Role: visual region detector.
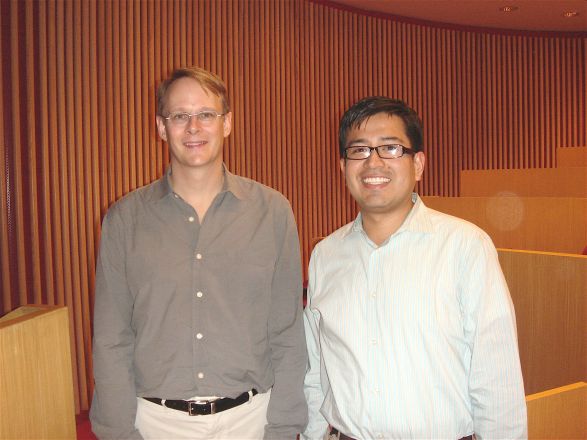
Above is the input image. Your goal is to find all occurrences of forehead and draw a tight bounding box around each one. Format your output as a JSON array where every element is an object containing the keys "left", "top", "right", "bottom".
[
  {"left": 164, "top": 77, "right": 221, "bottom": 109},
  {"left": 347, "top": 113, "right": 408, "bottom": 143}
]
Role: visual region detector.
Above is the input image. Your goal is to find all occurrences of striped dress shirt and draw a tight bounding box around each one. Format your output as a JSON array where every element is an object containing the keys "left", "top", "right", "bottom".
[{"left": 303, "top": 194, "right": 527, "bottom": 440}]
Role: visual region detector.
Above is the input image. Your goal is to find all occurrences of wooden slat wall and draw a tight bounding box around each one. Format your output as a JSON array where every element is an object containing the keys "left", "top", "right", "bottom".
[{"left": 0, "top": 0, "right": 585, "bottom": 412}]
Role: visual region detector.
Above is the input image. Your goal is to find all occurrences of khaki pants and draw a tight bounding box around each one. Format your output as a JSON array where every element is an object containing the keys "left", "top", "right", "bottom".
[{"left": 135, "top": 390, "right": 270, "bottom": 439}]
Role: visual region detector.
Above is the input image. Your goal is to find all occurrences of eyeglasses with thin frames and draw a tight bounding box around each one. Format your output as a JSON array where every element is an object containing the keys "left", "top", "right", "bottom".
[
  {"left": 163, "top": 110, "right": 226, "bottom": 127},
  {"left": 344, "top": 144, "right": 415, "bottom": 160}
]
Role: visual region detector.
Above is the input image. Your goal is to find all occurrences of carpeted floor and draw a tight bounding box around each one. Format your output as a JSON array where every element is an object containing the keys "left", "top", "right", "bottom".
[{"left": 76, "top": 411, "right": 97, "bottom": 440}]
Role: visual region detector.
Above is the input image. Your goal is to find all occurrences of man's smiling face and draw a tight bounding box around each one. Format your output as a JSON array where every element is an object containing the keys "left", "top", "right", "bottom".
[
  {"left": 340, "top": 112, "right": 425, "bottom": 219},
  {"left": 156, "top": 77, "right": 232, "bottom": 173}
]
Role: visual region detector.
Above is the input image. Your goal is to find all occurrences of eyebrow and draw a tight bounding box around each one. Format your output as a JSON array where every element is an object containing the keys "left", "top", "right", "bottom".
[
  {"left": 347, "top": 136, "right": 404, "bottom": 146},
  {"left": 167, "top": 106, "right": 219, "bottom": 113}
]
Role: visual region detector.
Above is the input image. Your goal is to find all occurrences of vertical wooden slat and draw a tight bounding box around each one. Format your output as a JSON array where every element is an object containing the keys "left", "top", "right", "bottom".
[
  {"left": 126, "top": 0, "right": 136, "bottom": 192},
  {"left": 9, "top": 0, "right": 26, "bottom": 306},
  {"left": 24, "top": 0, "right": 42, "bottom": 305},
  {"left": 0, "top": 0, "right": 11, "bottom": 311},
  {"left": 506, "top": 36, "right": 514, "bottom": 168},
  {"left": 112, "top": 1, "right": 123, "bottom": 199},
  {"left": 85, "top": 0, "right": 99, "bottom": 408},
  {"left": 97, "top": 0, "right": 108, "bottom": 216},
  {"left": 46, "top": 0, "right": 65, "bottom": 308},
  {"left": 71, "top": 0, "right": 86, "bottom": 327},
  {"left": 119, "top": 1, "right": 130, "bottom": 195},
  {"left": 36, "top": 0, "right": 55, "bottom": 308},
  {"left": 152, "top": 0, "right": 162, "bottom": 177},
  {"left": 62, "top": 0, "right": 83, "bottom": 413}
]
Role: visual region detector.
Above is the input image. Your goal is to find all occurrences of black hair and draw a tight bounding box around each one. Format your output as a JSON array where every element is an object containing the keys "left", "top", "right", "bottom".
[{"left": 339, "top": 96, "right": 423, "bottom": 157}]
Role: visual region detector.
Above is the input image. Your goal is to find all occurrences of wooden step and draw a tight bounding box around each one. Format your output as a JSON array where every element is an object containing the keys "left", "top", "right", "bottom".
[
  {"left": 557, "top": 146, "right": 587, "bottom": 167},
  {"left": 460, "top": 167, "right": 586, "bottom": 197},
  {"left": 421, "top": 196, "right": 587, "bottom": 254}
]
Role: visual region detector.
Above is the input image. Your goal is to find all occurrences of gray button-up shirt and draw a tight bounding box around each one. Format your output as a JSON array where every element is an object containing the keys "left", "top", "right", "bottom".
[{"left": 90, "top": 167, "right": 307, "bottom": 439}]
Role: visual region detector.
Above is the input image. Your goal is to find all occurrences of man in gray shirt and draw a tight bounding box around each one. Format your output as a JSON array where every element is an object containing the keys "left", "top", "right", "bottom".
[{"left": 90, "top": 67, "right": 307, "bottom": 439}]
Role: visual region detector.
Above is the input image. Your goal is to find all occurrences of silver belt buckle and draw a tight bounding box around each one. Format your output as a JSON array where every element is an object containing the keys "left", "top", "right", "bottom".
[
  {"left": 188, "top": 399, "right": 216, "bottom": 416},
  {"left": 187, "top": 401, "right": 199, "bottom": 416}
]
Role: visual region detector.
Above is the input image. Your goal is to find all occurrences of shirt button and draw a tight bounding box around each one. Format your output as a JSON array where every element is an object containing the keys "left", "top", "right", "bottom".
[
  {"left": 196, "top": 291, "right": 203, "bottom": 298},
  {"left": 195, "top": 253, "right": 202, "bottom": 260},
  {"left": 196, "top": 333, "right": 203, "bottom": 339},
  {"left": 173, "top": 193, "right": 179, "bottom": 199},
  {"left": 376, "top": 434, "right": 383, "bottom": 439},
  {"left": 197, "top": 372, "right": 204, "bottom": 379},
  {"left": 370, "top": 292, "right": 376, "bottom": 298},
  {"left": 188, "top": 216, "right": 195, "bottom": 222},
  {"left": 370, "top": 339, "right": 377, "bottom": 345}
]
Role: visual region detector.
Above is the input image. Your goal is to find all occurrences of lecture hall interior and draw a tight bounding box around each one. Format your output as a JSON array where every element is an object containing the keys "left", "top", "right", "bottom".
[{"left": 0, "top": 0, "right": 585, "bottom": 438}]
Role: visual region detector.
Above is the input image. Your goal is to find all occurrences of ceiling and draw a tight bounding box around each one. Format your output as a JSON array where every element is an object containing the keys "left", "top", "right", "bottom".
[{"left": 326, "top": 0, "right": 587, "bottom": 33}]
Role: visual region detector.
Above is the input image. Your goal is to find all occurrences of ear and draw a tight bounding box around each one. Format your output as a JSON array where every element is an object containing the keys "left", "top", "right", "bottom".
[
  {"left": 339, "top": 157, "right": 346, "bottom": 174},
  {"left": 156, "top": 116, "right": 167, "bottom": 142},
  {"left": 413, "top": 152, "right": 426, "bottom": 181},
  {"left": 223, "top": 112, "right": 233, "bottom": 138}
]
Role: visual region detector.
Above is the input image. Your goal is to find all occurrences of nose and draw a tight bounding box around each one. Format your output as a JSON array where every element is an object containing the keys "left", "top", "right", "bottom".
[
  {"left": 364, "top": 149, "right": 385, "bottom": 168},
  {"left": 186, "top": 115, "right": 201, "bottom": 132}
]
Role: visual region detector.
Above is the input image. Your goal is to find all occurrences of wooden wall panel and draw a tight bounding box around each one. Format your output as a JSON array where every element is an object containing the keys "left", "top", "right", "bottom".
[
  {"left": 0, "top": 306, "right": 76, "bottom": 439},
  {"left": 422, "top": 196, "right": 587, "bottom": 255},
  {"left": 0, "top": 0, "right": 585, "bottom": 411},
  {"left": 498, "top": 250, "right": 586, "bottom": 395},
  {"left": 526, "top": 382, "right": 587, "bottom": 439},
  {"left": 460, "top": 167, "right": 587, "bottom": 197},
  {"left": 557, "top": 146, "right": 587, "bottom": 167}
]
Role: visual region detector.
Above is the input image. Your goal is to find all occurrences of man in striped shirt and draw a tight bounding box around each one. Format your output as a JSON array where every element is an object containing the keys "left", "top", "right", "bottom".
[{"left": 302, "top": 97, "right": 527, "bottom": 439}]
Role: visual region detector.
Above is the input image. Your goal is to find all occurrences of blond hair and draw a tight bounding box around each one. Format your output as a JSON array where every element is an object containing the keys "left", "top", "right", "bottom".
[{"left": 156, "top": 67, "right": 230, "bottom": 115}]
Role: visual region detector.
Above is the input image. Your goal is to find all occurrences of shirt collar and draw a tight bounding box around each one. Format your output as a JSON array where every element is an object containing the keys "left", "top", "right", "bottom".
[
  {"left": 221, "top": 165, "right": 248, "bottom": 201},
  {"left": 145, "top": 168, "right": 173, "bottom": 202},
  {"left": 344, "top": 193, "right": 434, "bottom": 239},
  {"left": 148, "top": 164, "right": 249, "bottom": 203}
]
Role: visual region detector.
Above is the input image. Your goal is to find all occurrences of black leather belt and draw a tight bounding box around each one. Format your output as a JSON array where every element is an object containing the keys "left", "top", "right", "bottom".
[
  {"left": 330, "top": 427, "right": 473, "bottom": 440},
  {"left": 144, "top": 389, "right": 258, "bottom": 416}
]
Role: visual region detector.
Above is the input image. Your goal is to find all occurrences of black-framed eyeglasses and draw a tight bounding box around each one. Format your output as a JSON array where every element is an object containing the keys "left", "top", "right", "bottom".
[
  {"left": 344, "top": 144, "right": 415, "bottom": 160},
  {"left": 163, "top": 110, "right": 226, "bottom": 126}
]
